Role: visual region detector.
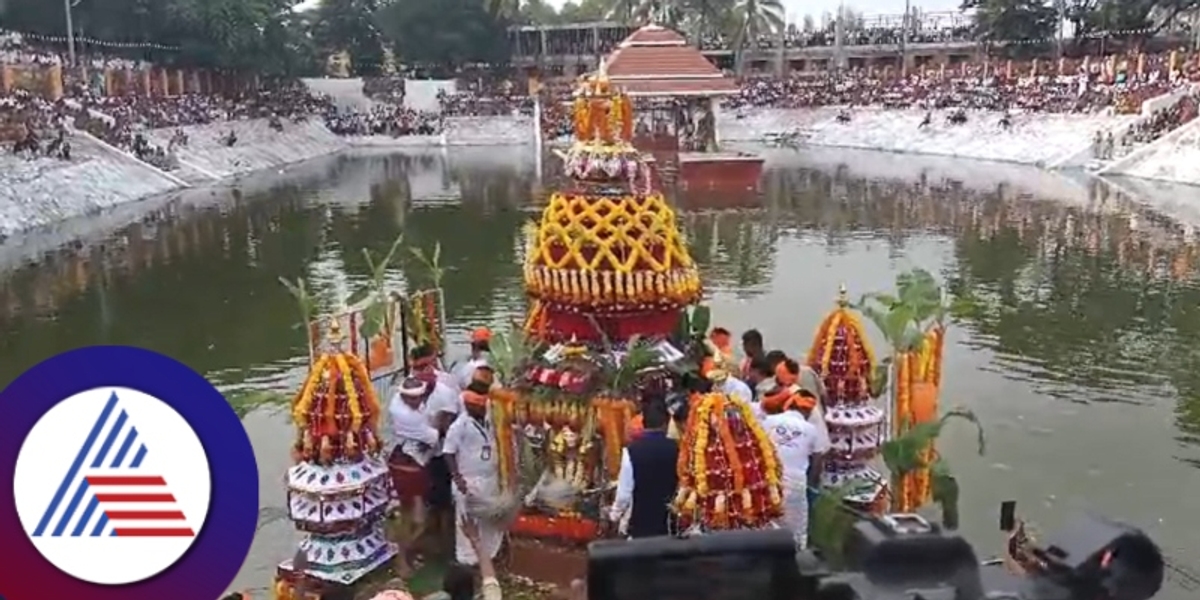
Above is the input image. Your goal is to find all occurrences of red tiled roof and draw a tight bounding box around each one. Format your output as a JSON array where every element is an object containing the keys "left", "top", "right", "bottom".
[
  {"left": 602, "top": 24, "right": 737, "bottom": 96},
  {"left": 615, "top": 78, "right": 739, "bottom": 96},
  {"left": 607, "top": 44, "right": 724, "bottom": 78},
  {"left": 624, "top": 25, "right": 687, "bottom": 45}
]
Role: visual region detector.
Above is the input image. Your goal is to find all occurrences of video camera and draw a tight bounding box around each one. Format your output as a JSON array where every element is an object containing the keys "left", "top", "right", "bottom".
[{"left": 586, "top": 504, "right": 1165, "bottom": 600}]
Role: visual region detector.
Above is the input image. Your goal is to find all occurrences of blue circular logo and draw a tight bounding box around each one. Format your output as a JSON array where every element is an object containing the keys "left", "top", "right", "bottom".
[{"left": 0, "top": 346, "right": 258, "bottom": 600}]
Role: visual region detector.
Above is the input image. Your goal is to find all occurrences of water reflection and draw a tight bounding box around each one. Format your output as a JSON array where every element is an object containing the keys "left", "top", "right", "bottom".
[{"left": 1, "top": 148, "right": 1199, "bottom": 594}]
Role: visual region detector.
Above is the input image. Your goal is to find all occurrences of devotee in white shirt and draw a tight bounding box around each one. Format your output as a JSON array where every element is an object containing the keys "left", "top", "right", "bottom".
[
  {"left": 409, "top": 344, "right": 461, "bottom": 550},
  {"left": 776, "top": 358, "right": 831, "bottom": 455},
  {"left": 453, "top": 327, "right": 491, "bottom": 390},
  {"left": 386, "top": 377, "right": 440, "bottom": 574},
  {"left": 443, "top": 381, "right": 504, "bottom": 566},
  {"left": 761, "top": 387, "right": 824, "bottom": 549}
]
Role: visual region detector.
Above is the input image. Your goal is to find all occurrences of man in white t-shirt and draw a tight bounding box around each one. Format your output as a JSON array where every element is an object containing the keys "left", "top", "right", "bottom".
[
  {"left": 761, "top": 390, "right": 824, "bottom": 550},
  {"left": 443, "top": 381, "right": 504, "bottom": 566},
  {"left": 452, "top": 327, "right": 491, "bottom": 390}
]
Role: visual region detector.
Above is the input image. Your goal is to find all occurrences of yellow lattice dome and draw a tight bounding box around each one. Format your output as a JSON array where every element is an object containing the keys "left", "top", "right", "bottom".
[{"left": 523, "top": 191, "right": 700, "bottom": 310}]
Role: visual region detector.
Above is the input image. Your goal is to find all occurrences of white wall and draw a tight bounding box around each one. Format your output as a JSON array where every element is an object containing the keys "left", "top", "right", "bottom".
[
  {"left": 719, "top": 107, "right": 1138, "bottom": 167},
  {"left": 404, "top": 79, "right": 456, "bottom": 112},
  {"left": 302, "top": 78, "right": 374, "bottom": 111}
]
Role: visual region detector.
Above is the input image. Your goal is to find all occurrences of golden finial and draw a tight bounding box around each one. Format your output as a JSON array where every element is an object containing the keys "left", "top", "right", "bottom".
[
  {"left": 325, "top": 318, "right": 344, "bottom": 352},
  {"left": 836, "top": 284, "right": 849, "bottom": 307}
]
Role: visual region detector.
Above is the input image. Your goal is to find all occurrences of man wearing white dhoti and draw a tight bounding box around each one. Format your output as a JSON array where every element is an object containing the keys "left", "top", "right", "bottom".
[
  {"left": 761, "top": 387, "right": 823, "bottom": 550},
  {"left": 443, "top": 381, "right": 504, "bottom": 565},
  {"left": 386, "top": 377, "right": 440, "bottom": 572}
]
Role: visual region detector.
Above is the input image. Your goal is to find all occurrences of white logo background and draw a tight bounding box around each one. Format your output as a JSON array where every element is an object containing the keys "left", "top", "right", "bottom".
[{"left": 13, "top": 386, "right": 212, "bottom": 585}]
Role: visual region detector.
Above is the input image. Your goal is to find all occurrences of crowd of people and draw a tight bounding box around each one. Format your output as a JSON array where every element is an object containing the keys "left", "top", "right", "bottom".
[
  {"left": 1, "top": 91, "right": 74, "bottom": 161},
  {"left": 724, "top": 66, "right": 1182, "bottom": 114},
  {"left": 365, "top": 326, "right": 828, "bottom": 600},
  {"left": 324, "top": 105, "right": 443, "bottom": 137},
  {"left": 1094, "top": 91, "right": 1200, "bottom": 160},
  {"left": 437, "top": 87, "right": 533, "bottom": 117}
]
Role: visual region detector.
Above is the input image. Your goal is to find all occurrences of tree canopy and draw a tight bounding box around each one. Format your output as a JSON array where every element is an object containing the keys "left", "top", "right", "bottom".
[{"left": 3, "top": 0, "right": 1197, "bottom": 76}]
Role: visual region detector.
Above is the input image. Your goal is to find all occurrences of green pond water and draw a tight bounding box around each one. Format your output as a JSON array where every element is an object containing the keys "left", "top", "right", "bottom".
[{"left": 1, "top": 146, "right": 1198, "bottom": 597}]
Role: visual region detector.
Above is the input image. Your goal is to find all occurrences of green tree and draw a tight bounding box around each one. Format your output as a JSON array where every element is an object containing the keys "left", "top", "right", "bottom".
[
  {"left": 961, "top": 0, "right": 1058, "bottom": 50},
  {"left": 520, "top": 0, "right": 562, "bottom": 24},
  {"left": 730, "top": 0, "right": 783, "bottom": 72},
  {"left": 558, "top": 0, "right": 609, "bottom": 22},
  {"left": 376, "top": 0, "right": 510, "bottom": 72},
  {"left": 312, "top": 0, "right": 385, "bottom": 76}
]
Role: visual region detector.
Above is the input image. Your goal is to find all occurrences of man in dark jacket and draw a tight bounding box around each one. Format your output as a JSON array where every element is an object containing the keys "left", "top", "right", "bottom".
[{"left": 609, "top": 396, "right": 679, "bottom": 538}]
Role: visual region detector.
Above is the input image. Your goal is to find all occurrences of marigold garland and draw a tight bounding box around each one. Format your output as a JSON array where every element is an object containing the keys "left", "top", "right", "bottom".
[
  {"left": 293, "top": 354, "right": 328, "bottom": 427},
  {"left": 291, "top": 351, "right": 381, "bottom": 465},
  {"left": 489, "top": 387, "right": 519, "bottom": 490},
  {"left": 524, "top": 192, "right": 701, "bottom": 311},
  {"left": 673, "top": 392, "right": 782, "bottom": 531}
]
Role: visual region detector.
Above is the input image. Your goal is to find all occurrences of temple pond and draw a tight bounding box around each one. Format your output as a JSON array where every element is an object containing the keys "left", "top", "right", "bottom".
[{"left": 0, "top": 146, "right": 1197, "bottom": 597}]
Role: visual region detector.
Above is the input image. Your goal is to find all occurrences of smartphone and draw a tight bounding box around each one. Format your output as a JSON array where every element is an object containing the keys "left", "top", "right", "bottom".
[{"left": 999, "top": 500, "right": 1017, "bottom": 532}]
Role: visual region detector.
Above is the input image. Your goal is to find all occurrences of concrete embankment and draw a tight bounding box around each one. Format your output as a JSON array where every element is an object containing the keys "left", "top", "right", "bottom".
[
  {"left": 0, "top": 115, "right": 536, "bottom": 238},
  {"left": 145, "top": 119, "right": 350, "bottom": 184},
  {"left": 0, "top": 136, "right": 183, "bottom": 238},
  {"left": 719, "top": 107, "right": 1137, "bottom": 167},
  {"left": 1100, "top": 117, "right": 1200, "bottom": 186},
  {"left": 346, "top": 115, "right": 535, "bottom": 147}
]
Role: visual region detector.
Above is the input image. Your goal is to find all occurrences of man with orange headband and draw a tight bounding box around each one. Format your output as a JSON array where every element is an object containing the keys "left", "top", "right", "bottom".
[
  {"left": 761, "top": 381, "right": 823, "bottom": 550},
  {"left": 453, "top": 327, "right": 492, "bottom": 390},
  {"left": 772, "top": 359, "right": 830, "bottom": 454},
  {"left": 443, "top": 380, "right": 504, "bottom": 566}
]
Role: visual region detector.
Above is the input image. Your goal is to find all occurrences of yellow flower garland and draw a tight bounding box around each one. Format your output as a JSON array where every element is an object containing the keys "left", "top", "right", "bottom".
[
  {"left": 335, "top": 354, "right": 361, "bottom": 432},
  {"left": 292, "top": 354, "right": 329, "bottom": 428},
  {"left": 529, "top": 193, "right": 693, "bottom": 273}
]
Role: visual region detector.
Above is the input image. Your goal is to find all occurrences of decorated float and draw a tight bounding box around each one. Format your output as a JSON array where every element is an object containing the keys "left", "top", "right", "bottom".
[
  {"left": 672, "top": 390, "right": 784, "bottom": 531},
  {"left": 489, "top": 70, "right": 789, "bottom": 583},
  {"left": 274, "top": 320, "right": 398, "bottom": 599},
  {"left": 504, "top": 71, "right": 696, "bottom": 545},
  {"left": 805, "top": 287, "right": 888, "bottom": 512}
]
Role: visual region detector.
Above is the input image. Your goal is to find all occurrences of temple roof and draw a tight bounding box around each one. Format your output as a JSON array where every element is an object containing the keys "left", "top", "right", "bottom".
[{"left": 603, "top": 25, "right": 738, "bottom": 97}]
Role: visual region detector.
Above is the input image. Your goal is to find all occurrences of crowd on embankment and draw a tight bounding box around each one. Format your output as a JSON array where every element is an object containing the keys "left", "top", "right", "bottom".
[{"left": 7, "top": 23, "right": 1200, "bottom": 236}]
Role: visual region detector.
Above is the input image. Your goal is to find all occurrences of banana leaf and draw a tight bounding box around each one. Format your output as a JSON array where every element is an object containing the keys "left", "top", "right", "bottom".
[
  {"left": 931, "top": 458, "right": 960, "bottom": 530},
  {"left": 278, "top": 276, "right": 316, "bottom": 327},
  {"left": 809, "top": 482, "right": 872, "bottom": 567},
  {"left": 881, "top": 408, "right": 985, "bottom": 476},
  {"left": 690, "top": 304, "right": 711, "bottom": 336}
]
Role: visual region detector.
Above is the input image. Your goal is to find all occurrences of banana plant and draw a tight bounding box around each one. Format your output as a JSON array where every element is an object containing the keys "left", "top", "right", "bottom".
[
  {"left": 488, "top": 325, "right": 540, "bottom": 385},
  {"left": 809, "top": 481, "right": 873, "bottom": 567},
  {"left": 855, "top": 268, "right": 948, "bottom": 354},
  {"left": 409, "top": 241, "right": 444, "bottom": 289},
  {"left": 346, "top": 233, "right": 406, "bottom": 339},
  {"left": 278, "top": 276, "right": 316, "bottom": 330},
  {"left": 880, "top": 408, "right": 986, "bottom": 530}
]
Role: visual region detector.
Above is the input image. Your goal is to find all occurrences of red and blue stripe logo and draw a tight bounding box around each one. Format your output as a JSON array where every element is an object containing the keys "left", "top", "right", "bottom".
[{"left": 30, "top": 392, "right": 193, "bottom": 538}]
